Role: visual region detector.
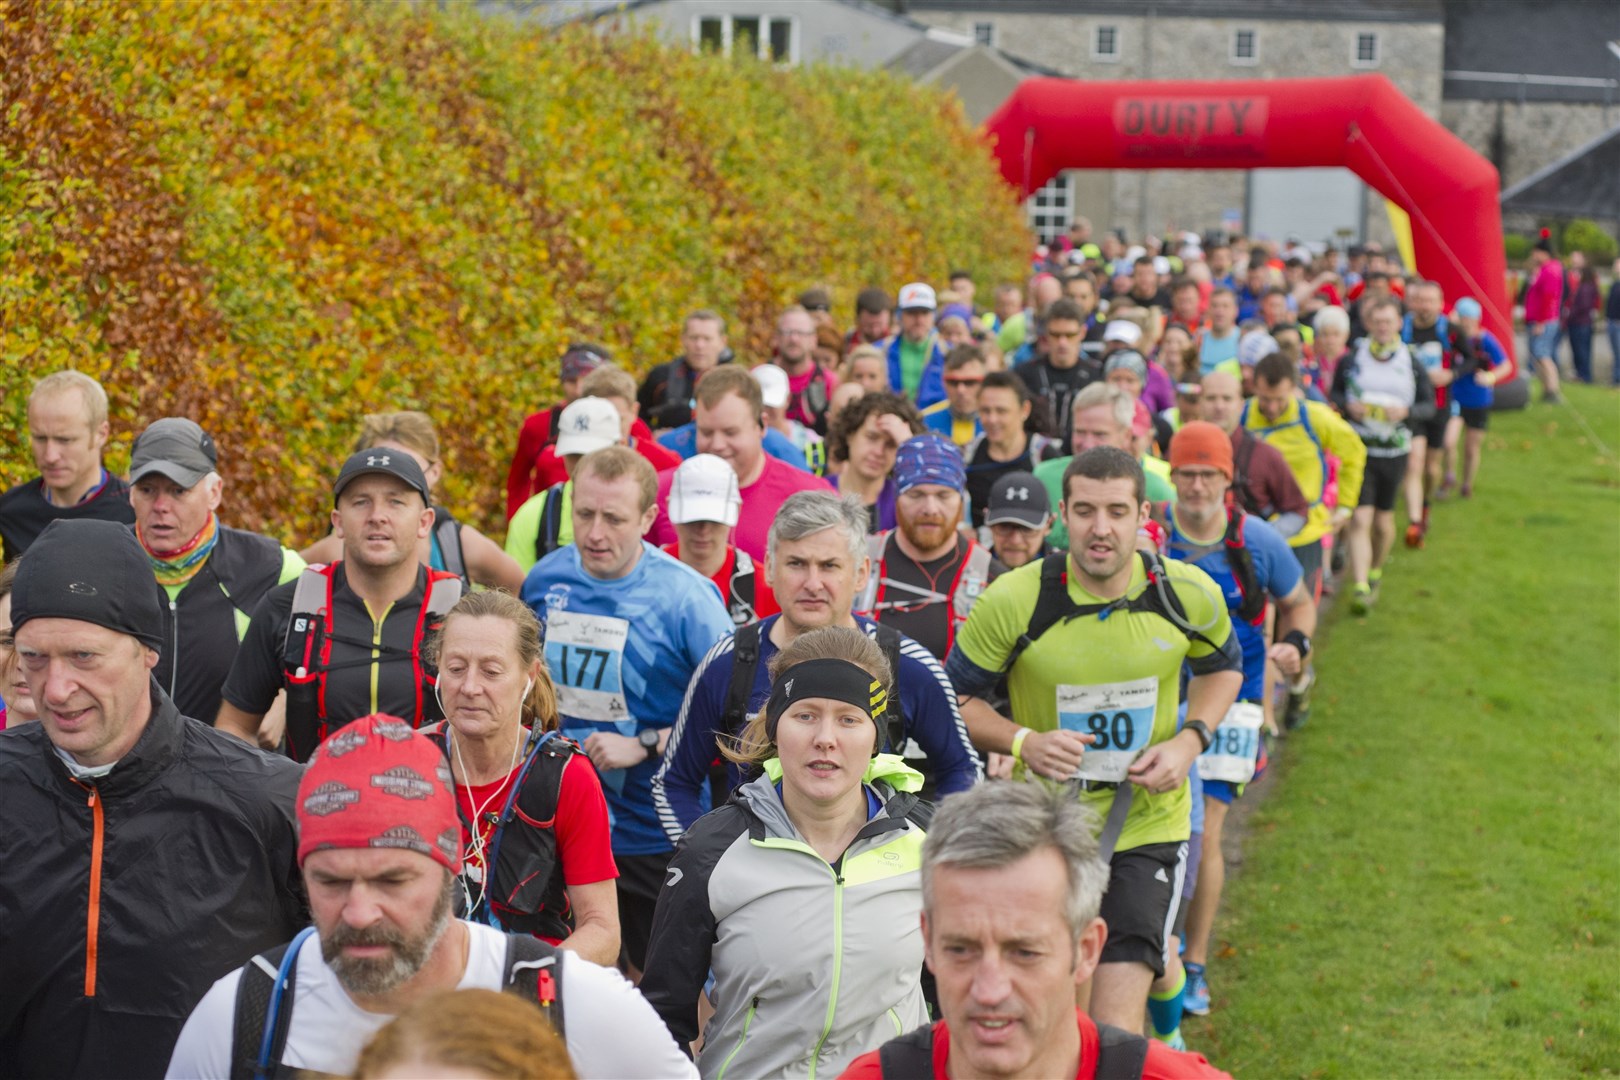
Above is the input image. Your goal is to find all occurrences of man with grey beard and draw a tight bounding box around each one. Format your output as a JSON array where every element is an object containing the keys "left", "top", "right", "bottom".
[{"left": 166, "top": 713, "right": 693, "bottom": 1080}]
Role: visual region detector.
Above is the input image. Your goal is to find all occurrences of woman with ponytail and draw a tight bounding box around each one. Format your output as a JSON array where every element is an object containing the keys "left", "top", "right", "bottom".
[
  {"left": 426, "top": 590, "right": 620, "bottom": 966},
  {"left": 639, "top": 626, "right": 931, "bottom": 1078}
]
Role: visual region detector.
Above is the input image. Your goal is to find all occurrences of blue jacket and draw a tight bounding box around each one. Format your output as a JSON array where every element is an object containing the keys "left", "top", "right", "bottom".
[
  {"left": 887, "top": 333, "right": 947, "bottom": 409},
  {"left": 650, "top": 614, "right": 981, "bottom": 842}
]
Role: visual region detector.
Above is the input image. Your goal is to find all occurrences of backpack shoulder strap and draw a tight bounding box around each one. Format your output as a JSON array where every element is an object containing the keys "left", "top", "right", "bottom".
[
  {"left": 722, "top": 622, "right": 764, "bottom": 738},
  {"left": 281, "top": 564, "right": 335, "bottom": 670},
  {"left": 1223, "top": 507, "right": 1266, "bottom": 624},
  {"left": 230, "top": 926, "right": 316, "bottom": 1080},
  {"left": 999, "top": 552, "right": 1075, "bottom": 676},
  {"left": 537, "top": 482, "right": 567, "bottom": 563},
  {"left": 873, "top": 622, "right": 905, "bottom": 753},
  {"left": 876, "top": 1022, "right": 937, "bottom": 1078},
  {"left": 1092, "top": 1020, "right": 1151, "bottom": 1080},
  {"left": 423, "top": 568, "right": 463, "bottom": 617},
  {"left": 432, "top": 509, "right": 467, "bottom": 584},
  {"left": 503, "top": 933, "right": 566, "bottom": 1041}
]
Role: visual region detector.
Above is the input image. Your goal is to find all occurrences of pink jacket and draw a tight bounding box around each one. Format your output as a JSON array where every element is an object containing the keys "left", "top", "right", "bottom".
[{"left": 1525, "top": 260, "right": 1564, "bottom": 324}]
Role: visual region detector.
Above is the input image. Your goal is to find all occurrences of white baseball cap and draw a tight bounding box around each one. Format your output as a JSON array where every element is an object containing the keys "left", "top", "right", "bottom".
[
  {"left": 1239, "top": 329, "right": 1281, "bottom": 368},
  {"left": 1102, "top": 320, "right": 1143, "bottom": 346},
  {"left": 752, "top": 364, "right": 790, "bottom": 409},
  {"left": 555, "top": 396, "right": 621, "bottom": 457},
  {"left": 897, "top": 282, "right": 937, "bottom": 312},
  {"left": 669, "top": 453, "right": 741, "bottom": 526}
]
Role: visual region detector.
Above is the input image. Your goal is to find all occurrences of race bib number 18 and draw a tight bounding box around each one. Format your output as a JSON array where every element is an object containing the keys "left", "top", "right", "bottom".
[
  {"left": 1197, "top": 701, "right": 1264, "bottom": 784},
  {"left": 1058, "top": 677, "right": 1158, "bottom": 784}
]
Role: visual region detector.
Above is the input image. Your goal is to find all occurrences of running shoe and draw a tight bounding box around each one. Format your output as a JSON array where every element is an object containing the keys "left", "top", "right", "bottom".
[
  {"left": 1162, "top": 1030, "right": 1188, "bottom": 1051},
  {"left": 1404, "top": 522, "right": 1426, "bottom": 548},
  {"left": 1184, "top": 964, "right": 1211, "bottom": 1016},
  {"left": 1350, "top": 583, "right": 1374, "bottom": 615}
]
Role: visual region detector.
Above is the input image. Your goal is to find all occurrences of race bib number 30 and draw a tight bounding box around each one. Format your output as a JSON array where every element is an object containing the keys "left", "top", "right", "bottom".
[
  {"left": 545, "top": 610, "right": 632, "bottom": 724},
  {"left": 1197, "top": 701, "right": 1264, "bottom": 784},
  {"left": 1058, "top": 677, "right": 1157, "bottom": 784}
]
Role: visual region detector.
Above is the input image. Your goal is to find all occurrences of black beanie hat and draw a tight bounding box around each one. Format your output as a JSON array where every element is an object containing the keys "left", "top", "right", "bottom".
[{"left": 11, "top": 519, "right": 166, "bottom": 652}]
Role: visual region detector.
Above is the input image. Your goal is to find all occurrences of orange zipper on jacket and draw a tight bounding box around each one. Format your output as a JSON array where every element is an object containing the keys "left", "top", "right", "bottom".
[{"left": 81, "top": 783, "right": 104, "bottom": 997}]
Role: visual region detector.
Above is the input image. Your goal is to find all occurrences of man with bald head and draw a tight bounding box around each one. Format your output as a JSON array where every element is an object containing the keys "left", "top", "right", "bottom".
[{"left": 1198, "top": 371, "right": 1307, "bottom": 539}]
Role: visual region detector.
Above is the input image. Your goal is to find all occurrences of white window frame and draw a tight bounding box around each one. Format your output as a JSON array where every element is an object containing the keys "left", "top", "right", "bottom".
[
  {"left": 690, "top": 14, "right": 800, "bottom": 65},
  {"left": 1026, "top": 171, "right": 1076, "bottom": 245},
  {"left": 1230, "top": 27, "right": 1260, "bottom": 66},
  {"left": 973, "top": 21, "right": 995, "bottom": 48},
  {"left": 1351, "top": 30, "right": 1380, "bottom": 69},
  {"left": 1092, "top": 24, "right": 1120, "bottom": 62}
]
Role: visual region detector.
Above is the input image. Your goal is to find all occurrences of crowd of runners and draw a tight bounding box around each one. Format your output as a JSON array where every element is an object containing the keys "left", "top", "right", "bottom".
[{"left": 0, "top": 226, "right": 1555, "bottom": 1080}]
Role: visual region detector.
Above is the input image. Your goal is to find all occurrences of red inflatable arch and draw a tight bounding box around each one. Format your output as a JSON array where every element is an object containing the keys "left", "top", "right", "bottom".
[{"left": 985, "top": 75, "right": 1514, "bottom": 358}]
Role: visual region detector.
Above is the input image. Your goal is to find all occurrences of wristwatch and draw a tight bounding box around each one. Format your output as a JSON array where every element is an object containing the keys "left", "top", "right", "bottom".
[
  {"left": 1283, "top": 629, "right": 1313, "bottom": 659},
  {"left": 638, "top": 728, "right": 662, "bottom": 761},
  {"left": 1182, "top": 719, "right": 1213, "bottom": 752}
]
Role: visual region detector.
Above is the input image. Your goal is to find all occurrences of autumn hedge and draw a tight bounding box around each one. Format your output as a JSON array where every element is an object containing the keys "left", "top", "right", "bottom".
[{"left": 0, "top": 0, "right": 1030, "bottom": 543}]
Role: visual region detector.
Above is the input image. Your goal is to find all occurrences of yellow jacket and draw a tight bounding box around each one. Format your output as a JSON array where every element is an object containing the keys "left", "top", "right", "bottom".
[{"left": 1241, "top": 397, "right": 1366, "bottom": 547}]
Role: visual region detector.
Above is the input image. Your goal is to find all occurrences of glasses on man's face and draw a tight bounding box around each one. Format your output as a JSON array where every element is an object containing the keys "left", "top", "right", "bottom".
[
  {"left": 780, "top": 328, "right": 817, "bottom": 338},
  {"left": 944, "top": 377, "right": 983, "bottom": 387}
]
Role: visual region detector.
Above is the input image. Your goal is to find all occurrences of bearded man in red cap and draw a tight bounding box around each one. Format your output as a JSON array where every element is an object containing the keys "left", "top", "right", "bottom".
[{"left": 166, "top": 713, "right": 695, "bottom": 1080}]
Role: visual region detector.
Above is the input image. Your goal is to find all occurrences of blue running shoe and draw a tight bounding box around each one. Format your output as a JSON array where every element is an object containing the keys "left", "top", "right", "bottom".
[{"left": 1183, "top": 963, "right": 1211, "bottom": 1016}]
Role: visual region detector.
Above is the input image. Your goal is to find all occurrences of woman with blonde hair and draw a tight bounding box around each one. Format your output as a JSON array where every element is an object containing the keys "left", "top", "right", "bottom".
[
  {"left": 303, "top": 411, "right": 525, "bottom": 590},
  {"left": 424, "top": 590, "right": 620, "bottom": 966},
  {"left": 640, "top": 626, "right": 929, "bottom": 1078},
  {"left": 353, "top": 989, "right": 576, "bottom": 1079}
]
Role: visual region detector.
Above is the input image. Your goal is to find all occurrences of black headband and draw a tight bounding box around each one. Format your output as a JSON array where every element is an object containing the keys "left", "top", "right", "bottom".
[{"left": 764, "top": 658, "right": 888, "bottom": 748}]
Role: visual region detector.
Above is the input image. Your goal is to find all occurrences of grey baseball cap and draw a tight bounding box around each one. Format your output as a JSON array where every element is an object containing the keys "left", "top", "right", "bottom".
[{"left": 129, "top": 418, "right": 218, "bottom": 489}]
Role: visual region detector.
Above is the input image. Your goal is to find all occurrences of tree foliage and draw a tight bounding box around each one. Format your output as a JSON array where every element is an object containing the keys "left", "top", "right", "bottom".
[{"left": 0, "top": 0, "right": 1030, "bottom": 542}]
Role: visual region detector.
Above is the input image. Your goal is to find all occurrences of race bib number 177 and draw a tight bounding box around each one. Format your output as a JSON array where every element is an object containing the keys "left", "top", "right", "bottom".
[{"left": 1058, "top": 677, "right": 1158, "bottom": 784}]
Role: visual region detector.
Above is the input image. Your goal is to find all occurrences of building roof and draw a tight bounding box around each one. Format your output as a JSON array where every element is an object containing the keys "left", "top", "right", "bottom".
[
  {"left": 1443, "top": 0, "right": 1620, "bottom": 104},
  {"left": 897, "top": 0, "right": 1443, "bottom": 23},
  {"left": 1500, "top": 123, "right": 1620, "bottom": 220}
]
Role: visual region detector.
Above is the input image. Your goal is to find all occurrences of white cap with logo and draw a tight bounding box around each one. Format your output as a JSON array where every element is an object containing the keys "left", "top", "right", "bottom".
[
  {"left": 669, "top": 453, "right": 742, "bottom": 526},
  {"left": 555, "top": 396, "right": 621, "bottom": 457},
  {"left": 752, "top": 364, "right": 791, "bottom": 410},
  {"left": 897, "top": 282, "right": 937, "bottom": 312}
]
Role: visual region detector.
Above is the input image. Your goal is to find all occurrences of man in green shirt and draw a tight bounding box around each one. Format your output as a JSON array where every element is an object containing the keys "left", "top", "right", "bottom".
[
  {"left": 887, "top": 282, "right": 947, "bottom": 409},
  {"left": 946, "top": 445, "right": 1242, "bottom": 1037},
  {"left": 1036, "top": 382, "right": 1175, "bottom": 548}
]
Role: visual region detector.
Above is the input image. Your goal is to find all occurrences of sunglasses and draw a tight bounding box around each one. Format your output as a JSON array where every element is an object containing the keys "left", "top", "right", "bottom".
[{"left": 944, "top": 376, "right": 984, "bottom": 387}]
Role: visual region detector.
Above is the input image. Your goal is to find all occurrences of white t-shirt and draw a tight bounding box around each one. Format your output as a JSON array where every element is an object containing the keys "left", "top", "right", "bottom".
[{"left": 165, "top": 922, "right": 695, "bottom": 1080}]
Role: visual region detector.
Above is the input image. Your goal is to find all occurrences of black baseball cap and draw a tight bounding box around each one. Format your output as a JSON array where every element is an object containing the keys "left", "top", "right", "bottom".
[
  {"left": 332, "top": 449, "right": 431, "bottom": 506},
  {"left": 985, "top": 471, "right": 1050, "bottom": 528}
]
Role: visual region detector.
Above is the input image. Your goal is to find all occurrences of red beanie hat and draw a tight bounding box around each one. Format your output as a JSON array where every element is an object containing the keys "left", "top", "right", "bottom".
[
  {"left": 1170, "top": 421, "right": 1234, "bottom": 479},
  {"left": 296, "top": 713, "right": 461, "bottom": 873}
]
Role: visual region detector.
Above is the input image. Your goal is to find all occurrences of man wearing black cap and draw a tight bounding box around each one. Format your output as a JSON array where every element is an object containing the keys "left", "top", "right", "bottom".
[
  {"left": 216, "top": 450, "right": 462, "bottom": 760},
  {"left": 0, "top": 519, "right": 303, "bottom": 1078},
  {"left": 983, "top": 470, "right": 1053, "bottom": 570},
  {"left": 129, "top": 417, "right": 305, "bottom": 724}
]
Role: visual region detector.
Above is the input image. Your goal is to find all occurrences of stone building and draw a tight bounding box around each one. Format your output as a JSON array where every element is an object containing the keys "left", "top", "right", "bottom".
[{"left": 897, "top": 0, "right": 1617, "bottom": 248}]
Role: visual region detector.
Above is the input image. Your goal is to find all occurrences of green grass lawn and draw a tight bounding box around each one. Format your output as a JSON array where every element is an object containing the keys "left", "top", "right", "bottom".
[{"left": 1188, "top": 384, "right": 1620, "bottom": 1077}]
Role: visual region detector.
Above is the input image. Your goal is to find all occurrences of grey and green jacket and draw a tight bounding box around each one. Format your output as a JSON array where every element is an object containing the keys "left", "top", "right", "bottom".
[{"left": 639, "top": 756, "right": 931, "bottom": 1080}]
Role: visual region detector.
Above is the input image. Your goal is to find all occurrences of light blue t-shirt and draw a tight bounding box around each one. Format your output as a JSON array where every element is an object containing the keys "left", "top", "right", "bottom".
[
  {"left": 521, "top": 542, "right": 732, "bottom": 854},
  {"left": 1165, "top": 511, "right": 1301, "bottom": 701},
  {"left": 1198, "top": 328, "right": 1241, "bottom": 374}
]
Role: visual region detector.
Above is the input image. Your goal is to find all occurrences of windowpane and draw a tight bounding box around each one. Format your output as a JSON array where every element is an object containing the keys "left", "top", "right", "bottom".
[
  {"left": 1357, "top": 32, "right": 1379, "bottom": 64},
  {"left": 698, "top": 17, "right": 724, "bottom": 54},
  {"left": 973, "top": 22, "right": 994, "bottom": 47},
  {"left": 1234, "top": 30, "right": 1255, "bottom": 59},
  {"left": 1096, "top": 26, "right": 1117, "bottom": 56},
  {"left": 734, "top": 16, "right": 761, "bottom": 58},
  {"left": 769, "top": 18, "right": 792, "bottom": 62}
]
